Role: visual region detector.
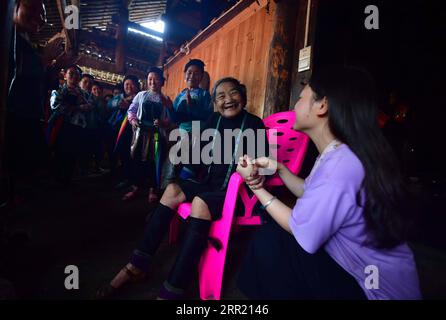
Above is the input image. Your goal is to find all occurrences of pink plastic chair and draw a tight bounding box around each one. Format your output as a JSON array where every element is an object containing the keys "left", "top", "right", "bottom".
[
  {"left": 263, "top": 110, "right": 296, "bottom": 129},
  {"left": 168, "top": 111, "right": 309, "bottom": 300}
]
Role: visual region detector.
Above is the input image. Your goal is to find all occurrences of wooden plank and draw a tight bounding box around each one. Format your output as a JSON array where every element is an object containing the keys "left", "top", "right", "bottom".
[
  {"left": 251, "top": 6, "right": 267, "bottom": 116},
  {"left": 244, "top": 14, "right": 256, "bottom": 114},
  {"left": 165, "top": 0, "right": 267, "bottom": 66},
  {"left": 260, "top": 5, "right": 274, "bottom": 112}
]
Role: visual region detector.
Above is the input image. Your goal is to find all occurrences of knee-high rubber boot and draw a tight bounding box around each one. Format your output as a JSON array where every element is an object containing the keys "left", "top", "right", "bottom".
[
  {"left": 159, "top": 217, "right": 211, "bottom": 298},
  {"left": 130, "top": 203, "right": 176, "bottom": 271}
]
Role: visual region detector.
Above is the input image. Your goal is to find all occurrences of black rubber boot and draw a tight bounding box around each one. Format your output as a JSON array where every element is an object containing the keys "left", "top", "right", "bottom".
[
  {"left": 130, "top": 203, "right": 176, "bottom": 270},
  {"left": 164, "top": 217, "right": 211, "bottom": 293}
]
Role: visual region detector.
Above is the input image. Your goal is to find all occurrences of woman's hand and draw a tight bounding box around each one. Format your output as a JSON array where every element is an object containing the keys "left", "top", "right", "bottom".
[
  {"left": 236, "top": 155, "right": 264, "bottom": 190},
  {"left": 130, "top": 119, "right": 140, "bottom": 129},
  {"left": 254, "top": 157, "right": 280, "bottom": 172},
  {"left": 237, "top": 156, "right": 282, "bottom": 190},
  {"left": 153, "top": 119, "right": 160, "bottom": 127},
  {"left": 237, "top": 155, "right": 254, "bottom": 179},
  {"left": 245, "top": 172, "right": 265, "bottom": 190},
  {"left": 186, "top": 89, "right": 192, "bottom": 107}
]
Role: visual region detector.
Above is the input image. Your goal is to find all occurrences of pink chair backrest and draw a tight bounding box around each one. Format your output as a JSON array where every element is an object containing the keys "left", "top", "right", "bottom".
[
  {"left": 263, "top": 111, "right": 296, "bottom": 130},
  {"left": 263, "top": 111, "right": 309, "bottom": 186}
]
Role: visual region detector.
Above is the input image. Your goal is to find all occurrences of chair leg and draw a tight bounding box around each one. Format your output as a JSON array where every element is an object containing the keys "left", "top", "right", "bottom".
[
  {"left": 198, "top": 202, "right": 237, "bottom": 300},
  {"left": 198, "top": 237, "right": 228, "bottom": 300},
  {"left": 193, "top": 174, "right": 244, "bottom": 299}
]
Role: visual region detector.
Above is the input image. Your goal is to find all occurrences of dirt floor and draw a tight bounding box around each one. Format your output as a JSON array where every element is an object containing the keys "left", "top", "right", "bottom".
[{"left": 0, "top": 172, "right": 256, "bottom": 300}]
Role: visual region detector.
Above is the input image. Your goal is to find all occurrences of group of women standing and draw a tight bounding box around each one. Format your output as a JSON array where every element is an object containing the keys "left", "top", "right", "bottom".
[{"left": 50, "top": 58, "right": 421, "bottom": 300}]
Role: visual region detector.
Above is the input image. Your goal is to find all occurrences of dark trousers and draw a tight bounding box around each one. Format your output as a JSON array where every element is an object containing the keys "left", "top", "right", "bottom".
[
  {"left": 130, "top": 159, "right": 156, "bottom": 189},
  {"left": 54, "top": 122, "right": 85, "bottom": 183},
  {"left": 4, "top": 113, "right": 47, "bottom": 176},
  {"left": 237, "top": 218, "right": 367, "bottom": 300}
]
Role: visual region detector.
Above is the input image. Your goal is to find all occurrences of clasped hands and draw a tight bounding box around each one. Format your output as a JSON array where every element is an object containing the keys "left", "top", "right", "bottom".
[{"left": 236, "top": 155, "right": 278, "bottom": 191}]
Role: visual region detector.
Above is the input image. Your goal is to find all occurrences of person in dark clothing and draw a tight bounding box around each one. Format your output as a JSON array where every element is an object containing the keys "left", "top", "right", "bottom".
[
  {"left": 96, "top": 77, "right": 268, "bottom": 299},
  {"left": 107, "top": 76, "right": 140, "bottom": 187},
  {"left": 50, "top": 66, "right": 94, "bottom": 184},
  {"left": 91, "top": 82, "right": 108, "bottom": 173},
  {"left": 161, "top": 59, "right": 214, "bottom": 188},
  {"left": 124, "top": 67, "right": 174, "bottom": 203},
  {"left": 4, "top": 0, "right": 53, "bottom": 205}
]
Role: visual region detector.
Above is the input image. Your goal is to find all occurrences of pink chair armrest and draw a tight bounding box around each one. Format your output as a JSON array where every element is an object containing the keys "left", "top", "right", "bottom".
[{"left": 177, "top": 203, "right": 192, "bottom": 220}]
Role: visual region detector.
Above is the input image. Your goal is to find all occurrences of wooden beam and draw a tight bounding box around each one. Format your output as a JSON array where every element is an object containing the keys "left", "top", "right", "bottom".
[
  {"left": 69, "top": 0, "right": 80, "bottom": 52},
  {"left": 79, "top": 30, "right": 117, "bottom": 50},
  {"left": 56, "top": 0, "right": 72, "bottom": 51},
  {"left": 289, "top": 0, "right": 319, "bottom": 106},
  {"left": 78, "top": 54, "right": 146, "bottom": 79},
  {"left": 78, "top": 55, "right": 120, "bottom": 74},
  {"left": 263, "top": 0, "right": 300, "bottom": 117},
  {"left": 115, "top": 4, "right": 129, "bottom": 73},
  {"left": 0, "top": 0, "right": 15, "bottom": 183}
]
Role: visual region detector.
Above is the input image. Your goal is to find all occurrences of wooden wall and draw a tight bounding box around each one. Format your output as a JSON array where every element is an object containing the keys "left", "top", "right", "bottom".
[{"left": 163, "top": 0, "right": 273, "bottom": 118}]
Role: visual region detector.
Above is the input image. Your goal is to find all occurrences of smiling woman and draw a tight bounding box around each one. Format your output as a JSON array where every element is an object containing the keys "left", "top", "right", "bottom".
[
  {"left": 213, "top": 77, "right": 247, "bottom": 119},
  {"left": 96, "top": 77, "right": 269, "bottom": 300},
  {"left": 167, "top": 59, "right": 213, "bottom": 133},
  {"left": 236, "top": 66, "right": 421, "bottom": 300}
]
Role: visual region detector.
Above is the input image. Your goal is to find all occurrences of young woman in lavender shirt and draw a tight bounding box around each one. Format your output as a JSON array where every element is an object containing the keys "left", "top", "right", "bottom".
[{"left": 236, "top": 66, "right": 421, "bottom": 300}]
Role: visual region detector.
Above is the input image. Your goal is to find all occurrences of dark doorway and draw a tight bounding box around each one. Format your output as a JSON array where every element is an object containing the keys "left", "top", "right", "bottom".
[{"left": 313, "top": 0, "right": 446, "bottom": 177}]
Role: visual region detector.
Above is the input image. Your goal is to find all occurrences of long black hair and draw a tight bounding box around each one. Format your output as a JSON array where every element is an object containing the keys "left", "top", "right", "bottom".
[{"left": 309, "top": 66, "right": 414, "bottom": 249}]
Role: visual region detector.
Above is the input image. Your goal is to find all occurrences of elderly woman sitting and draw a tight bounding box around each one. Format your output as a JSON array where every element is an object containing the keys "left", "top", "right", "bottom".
[{"left": 97, "top": 77, "right": 268, "bottom": 299}]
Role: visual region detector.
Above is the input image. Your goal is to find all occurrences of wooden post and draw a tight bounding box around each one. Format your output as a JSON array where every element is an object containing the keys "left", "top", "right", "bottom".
[
  {"left": 0, "top": 0, "right": 15, "bottom": 182},
  {"left": 70, "top": 0, "right": 80, "bottom": 53},
  {"left": 115, "top": 2, "right": 130, "bottom": 74},
  {"left": 56, "top": 0, "right": 72, "bottom": 52},
  {"left": 263, "top": 0, "right": 300, "bottom": 118},
  {"left": 289, "top": 0, "right": 319, "bottom": 105}
]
